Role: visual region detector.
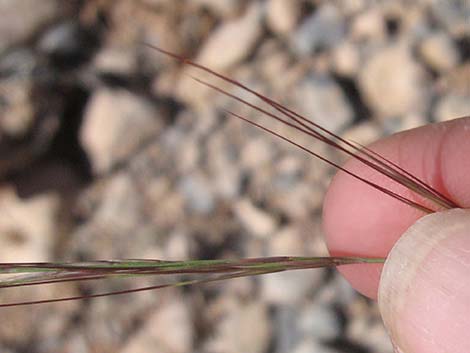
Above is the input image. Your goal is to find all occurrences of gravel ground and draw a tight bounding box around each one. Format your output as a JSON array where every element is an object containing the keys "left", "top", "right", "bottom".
[{"left": 0, "top": 1, "right": 468, "bottom": 352}]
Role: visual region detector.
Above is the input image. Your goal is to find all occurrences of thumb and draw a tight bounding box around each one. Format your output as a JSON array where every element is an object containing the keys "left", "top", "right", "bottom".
[{"left": 378, "top": 208, "right": 470, "bottom": 353}]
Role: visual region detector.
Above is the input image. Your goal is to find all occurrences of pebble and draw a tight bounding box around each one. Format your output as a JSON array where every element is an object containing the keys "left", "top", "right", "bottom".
[
  {"left": 315, "top": 273, "right": 358, "bottom": 306},
  {"left": 429, "top": 0, "right": 470, "bottom": 35},
  {"left": 234, "top": 198, "right": 277, "bottom": 238},
  {"left": 0, "top": 187, "right": 58, "bottom": 262},
  {"left": 0, "top": 48, "right": 37, "bottom": 137},
  {"left": 80, "top": 88, "right": 161, "bottom": 174},
  {"left": 178, "top": 172, "right": 216, "bottom": 214},
  {"left": 94, "top": 173, "right": 141, "bottom": 233},
  {"left": 0, "top": 47, "right": 36, "bottom": 75},
  {"left": 419, "top": 32, "right": 459, "bottom": 72},
  {"left": 342, "top": 121, "right": 382, "bottom": 146},
  {"left": 359, "top": 44, "right": 429, "bottom": 118},
  {"left": 351, "top": 8, "right": 386, "bottom": 41},
  {"left": 438, "top": 63, "right": 470, "bottom": 96},
  {"left": 196, "top": 2, "right": 262, "bottom": 70},
  {"left": 272, "top": 306, "right": 301, "bottom": 353},
  {"left": 121, "top": 296, "right": 193, "bottom": 353},
  {"left": 38, "top": 22, "right": 82, "bottom": 56},
  {"left": 0, "top": 0, "right": 59, "bottom": 51},
  {"left": 271, "top": 183, "right": 321, "bottom": 219},
  {"left": 347, "top": 315, "right": 394, "bottom": 353},
  {"left": 267, "top": 0, "right": 302, "bottom": 36},
  {"left": 292, "top": 339, "right": 340, "bottom": 353},
  {"left": 331, "top": 41, "right": 360, "bottom": 77},
  {"left": 240, "top": 137, "right": 274, "bottom": 170},
  {"left": 434, "top": 94, "right": 470, "bottom": 122},
  {"left": 205, "top": 299, "right": 271, "bottom": 353},
  {"left": 213, "top": 165, "right": 242, "bottom": 200},
  {"left": 298, "top": 303, "right": 342, "bottom": 341},
  {"left": 93, "top": 46, "right": 137, "bottom": 76},
  {"left": 292, "top": 4, "right": 345, "bottom": 55},
  {"left": 189, "top": 0, "right": 243, "bottom": 19},
  {"left": 176, "top": 2, "right": 262, "bottom": 105},
  {"left": 293, "top": 74, "right": 354, "bottom": 132},
  {"left": 0, "top": 75, "right": 34, "bottom": 138}
]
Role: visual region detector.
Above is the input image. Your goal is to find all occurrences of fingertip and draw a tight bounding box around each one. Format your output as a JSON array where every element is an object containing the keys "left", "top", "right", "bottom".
[
  {"left": 323, "top": 117, "right": 470, "bottom": 299},
  {"left": 379, "top": 209, "right": 470, "bottom": 353}
]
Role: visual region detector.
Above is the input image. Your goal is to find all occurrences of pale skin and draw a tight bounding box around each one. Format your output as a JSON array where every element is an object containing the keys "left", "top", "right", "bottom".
[{"left": 323, "top": 116, "right": 470, "bottom": 352}]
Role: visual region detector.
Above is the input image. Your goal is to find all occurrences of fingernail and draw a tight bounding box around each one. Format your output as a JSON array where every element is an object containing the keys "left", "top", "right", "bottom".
[{"left": 378, "top": 208, "right": 470, "bottom": 353}]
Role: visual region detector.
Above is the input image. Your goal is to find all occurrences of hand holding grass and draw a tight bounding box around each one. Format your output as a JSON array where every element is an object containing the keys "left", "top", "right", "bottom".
[
  {"left": 1, "top": 45, "right": 468, "bottom": 352},
  {"left": 324, "top": 117, "right": 470, "bottom": 353}
]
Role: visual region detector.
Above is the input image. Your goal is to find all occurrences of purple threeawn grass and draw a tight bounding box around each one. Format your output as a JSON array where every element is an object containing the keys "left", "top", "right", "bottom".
[{"left": 0, "top": 45, "right": 460, "bottom": 307}]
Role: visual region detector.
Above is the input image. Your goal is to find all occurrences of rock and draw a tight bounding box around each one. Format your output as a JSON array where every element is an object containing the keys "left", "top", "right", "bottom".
[
  {"left": 267, "top": 0, "right": 302, "bottom": 35},
  {"left": 292, "top": 4, "right": 345, "bottom": 55},
  {"left": 351, "top": 8, "right": 386, "bottom": 41},
  {"left": 272, "top": 306, "right": 301, "bottom": 353},
  {"left": 240, "top": 137, "right": 274, "bottom": 170},
  {"left": 331, "top": 41, "right": 360, "bottom": 77},
  {"left": 419, "top": 32, "right": 459, "bottom": 72},
  {"left": 293, "top": 74, "right": 354, "bottom": 132},
  {"left": 234, "top": 198, "right": 277, "bottom": 238},
  {"left": 0, "top": 187, "right": 59, "bottom": 262},
  {"left": 176, "top": 3, "right": 263, "bottom": 105},
  {"left": 347, "top": 315, "right": 394, "bottom": 353},
  {"left": 359, "top": 44, "right": 429, "bottom": 118},
  {"left": 80, "top": 88, "right": 161, "bottom": 174},
  {"left": 0, "top": 46, "right": 36, "bottom": 72},
  {"left": 212, "top": 165, "right": 242, "bottom": 200},
  {"left": 434, "top": 94, "right": 470, "bottom": 122},
  {"left": 257, "top": 43, "right": 291, "bottom": 88},
  {"left": 178, "top": 172, "right": 216, "bottom": 214},
  {"left": 38, "top": 21, "right": 98, "bottom": 66},
  {"left": 93, "top": 173, "right": 141, "bottom": 233},
  {"left": 93, "top": 46, "right": 137, "bottom": 75},
  {"left": 292, "top": 339, "right": 340, "bottom": 353},
  {"left": 429, "top": 0, "right": 470, "bottom": 35},
  {"left": 121, "top": 296, "right": 193, "bottom": 353},
  {"left": 298, "top": 303, "right": 342, "bottom": 341},
  {"left": 273, "top": 182, "right": 320, "bottom": 219},
  {"left": 38, "top": 22, "right": 82, "bottom": 56},
  {"left": 195, "top": 2, "right": 262, "bottom": 71},
  {"left": 315, "top": 273, "right": 358, "bottom": 306},
  {"left": 189, "top": 0, "right": 243, "bottom": 18},
  {"left": 0, "top": 0, "right": 59, "bottom": 52},
  {"left": 341, "top": 121, "right": 382, "bottom": 147},
  {"left": 400, "top": 112, "right": 429, "bottom": 130},
  {"left": 438, "top": 63, "right": 470, "bottom": 96},
  {"left": 0, "top": 49, "right": 37, "bottom": 138},
  {"left": 273, "top": 156, "right": 303, "bottom": 190},
  {"left": 0, "top": 74, "right": 34, "bottom": 138},
  {"left": 70, "top": 172, "right": 161, "bottom": 260},
  {"left": 205, "top": 299, "right": 271, "bottom": 353}
]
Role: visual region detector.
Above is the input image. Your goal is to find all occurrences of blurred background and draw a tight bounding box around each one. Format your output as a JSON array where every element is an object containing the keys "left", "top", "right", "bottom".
[{"left": 0, "top": 0, "right": 468, "bottom": 352}]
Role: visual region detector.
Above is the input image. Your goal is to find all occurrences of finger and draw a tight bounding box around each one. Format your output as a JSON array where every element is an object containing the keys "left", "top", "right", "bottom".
[
  {"left": 322, "top": 116, "right": 470, "bottom": 299},
  {"left": 379, "top": 208, "right": 470, "bottom": 353}
]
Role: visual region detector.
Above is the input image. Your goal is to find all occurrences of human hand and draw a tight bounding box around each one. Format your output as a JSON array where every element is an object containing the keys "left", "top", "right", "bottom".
[{"left": 323, "top": 117, "right": 470, "bottom": 353}]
